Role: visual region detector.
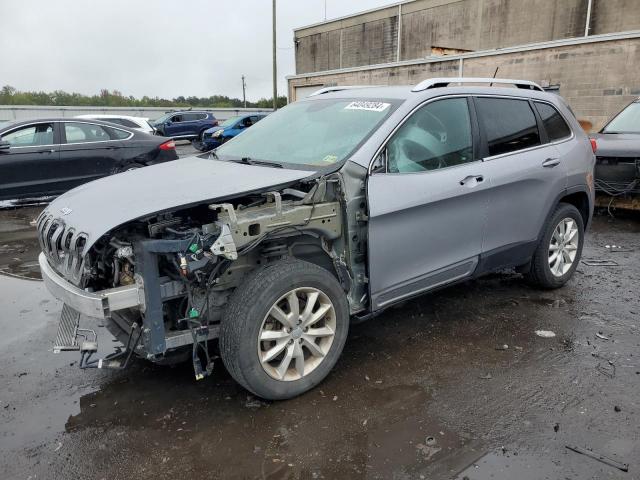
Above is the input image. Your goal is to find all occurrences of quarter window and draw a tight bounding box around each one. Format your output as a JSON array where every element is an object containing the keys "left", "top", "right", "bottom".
[
  {"left": 476, "top": 98, "right": 541, "bottom": 156},
  {"left": 107, "top": 128, "right": 131, "bottom": 140},
  {"left": 1, "top": 123, "right": 54, "bottom": 146},
  {"left": 534, "top": 102, "right": 571, "bottom": 141},
  {"left": 64, "top": 122, "right": 112, "bottom": 143},
  {"left": 387, "top": 98, "right": 474, "bottom": 173}
]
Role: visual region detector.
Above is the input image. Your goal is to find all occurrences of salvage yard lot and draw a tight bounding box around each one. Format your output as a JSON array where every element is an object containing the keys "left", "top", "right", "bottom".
[{"left": 1, "top": 198, "right": 638, "bottom": 478}]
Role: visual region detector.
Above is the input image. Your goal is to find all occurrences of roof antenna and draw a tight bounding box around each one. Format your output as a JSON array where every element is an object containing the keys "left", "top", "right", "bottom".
[{"left": 489, "top": 67, "right": 499, "bottom": 87}]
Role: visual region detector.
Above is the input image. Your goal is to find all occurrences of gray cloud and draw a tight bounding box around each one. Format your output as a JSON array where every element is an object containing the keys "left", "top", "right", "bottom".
[{"left": 0, "top": 0, "right": 394, "bottom": 101}]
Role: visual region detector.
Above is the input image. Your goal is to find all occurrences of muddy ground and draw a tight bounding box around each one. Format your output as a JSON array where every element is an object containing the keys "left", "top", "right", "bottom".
[{"left": 1, "top": 199, "right": 639, "bottom": 479}]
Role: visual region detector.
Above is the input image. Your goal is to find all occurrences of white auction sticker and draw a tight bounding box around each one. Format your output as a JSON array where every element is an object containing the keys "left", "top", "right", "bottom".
[{"left": 345, "top": 101, "right": 390, "bottom": 112}]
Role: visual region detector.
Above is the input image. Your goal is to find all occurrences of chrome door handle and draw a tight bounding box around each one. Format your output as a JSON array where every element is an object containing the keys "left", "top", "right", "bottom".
[
  {"left": 459, "top": 175, "right": 484, "bottom": 186},
  {"left": 542, "top": 158, "right": 560, "bottom": 167}
]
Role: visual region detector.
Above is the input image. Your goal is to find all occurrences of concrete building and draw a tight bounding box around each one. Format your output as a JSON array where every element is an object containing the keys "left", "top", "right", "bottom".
[{"left": 287, "top": 0, "right": 640, "bottom": 130}]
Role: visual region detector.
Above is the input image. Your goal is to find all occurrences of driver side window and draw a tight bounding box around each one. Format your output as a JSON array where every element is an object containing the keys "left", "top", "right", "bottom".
[{"left": 387, "top": 98, "right": 473, "bottom": 173}]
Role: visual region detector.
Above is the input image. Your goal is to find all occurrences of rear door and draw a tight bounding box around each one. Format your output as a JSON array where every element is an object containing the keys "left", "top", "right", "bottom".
[
  {"left": 0, "top": 122, "right": 61, "bottom": 199},
  {"left": 59, "top": 121, "right": 126, "bottom": 190},
  {"left": 474, "top": 96, "right": 568, "bottom": 267},
  {"left": 367, "top": 97, "right": 491, "bottom": 310},
  {"left": 180, "top": 112, "right": 203, "bottom": 137}
]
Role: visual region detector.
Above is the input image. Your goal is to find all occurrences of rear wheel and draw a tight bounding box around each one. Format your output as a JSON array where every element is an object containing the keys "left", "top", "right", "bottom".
[
  {"left": 220, "top": 259, "right": 349, "bottom": 400},
  {"left": 525, "top": 203, "right": 584, "bottom": 289}
]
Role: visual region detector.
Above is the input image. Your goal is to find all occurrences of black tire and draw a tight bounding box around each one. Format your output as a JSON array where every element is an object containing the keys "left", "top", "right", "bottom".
[
  {"left": 525, "top": 202, "right": 584, "bottom": 289},
  {"left": 219, "top": 259, "right": 349, "bottom": 400}
]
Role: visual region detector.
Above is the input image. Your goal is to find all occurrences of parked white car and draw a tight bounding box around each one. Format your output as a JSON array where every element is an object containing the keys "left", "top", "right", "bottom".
[{"left": 75, "top": 114, "right": 155, "bottom": 135}]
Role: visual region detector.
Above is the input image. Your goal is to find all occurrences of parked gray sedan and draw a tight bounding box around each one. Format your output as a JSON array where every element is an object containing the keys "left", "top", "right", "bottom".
[{"left": 37, "top": 78, "right": 595, "bottom": 399}]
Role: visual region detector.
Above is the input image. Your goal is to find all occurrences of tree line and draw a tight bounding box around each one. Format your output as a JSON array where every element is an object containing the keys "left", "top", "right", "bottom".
[{"left": 0, "top": 85, "right": 288, "bottom": 109}]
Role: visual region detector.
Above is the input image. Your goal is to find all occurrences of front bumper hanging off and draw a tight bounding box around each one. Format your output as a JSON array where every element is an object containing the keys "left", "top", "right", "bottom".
[{"left": 38, "top": 252, "right": 145, "bottom": 319}]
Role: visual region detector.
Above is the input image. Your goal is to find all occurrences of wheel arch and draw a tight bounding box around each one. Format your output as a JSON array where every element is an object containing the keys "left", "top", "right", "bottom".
[{"left": 557, "top": 188, "right": 591, "bottom": 229}]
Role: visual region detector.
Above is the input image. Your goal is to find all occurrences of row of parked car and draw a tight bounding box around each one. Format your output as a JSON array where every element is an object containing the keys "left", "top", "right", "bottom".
[{"left": 0, "top": 109, "right": 267, "bottom": 201}]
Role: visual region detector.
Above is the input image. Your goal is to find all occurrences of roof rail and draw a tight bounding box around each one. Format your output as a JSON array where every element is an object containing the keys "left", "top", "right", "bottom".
[
  {"left": 412, "top": 77, "right": 544, "bottom": 92},
  {"left": 308, "top": 85, "right": 380, "bottom": 96}
]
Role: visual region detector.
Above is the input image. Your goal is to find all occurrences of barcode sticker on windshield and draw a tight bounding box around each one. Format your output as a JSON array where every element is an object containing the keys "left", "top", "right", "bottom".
[{"left": 345, "top": 101, "right": 390, "bottom": 112}]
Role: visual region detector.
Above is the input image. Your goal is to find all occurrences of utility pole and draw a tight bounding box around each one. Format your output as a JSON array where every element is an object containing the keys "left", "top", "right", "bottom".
[
  {"left": 272, "top": 0, "right": 278, "bottom": 110},
  {"left": 324, "top": 0, "right": 327, "bottom": 20},
  {"left": 242, "top": 75, "right": 247, "bottom": 108}
]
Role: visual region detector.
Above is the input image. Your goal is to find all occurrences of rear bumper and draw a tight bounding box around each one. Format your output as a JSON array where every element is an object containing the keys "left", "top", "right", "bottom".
[{"left": 38, "top": 253, "right": 145, "bottom": 319}]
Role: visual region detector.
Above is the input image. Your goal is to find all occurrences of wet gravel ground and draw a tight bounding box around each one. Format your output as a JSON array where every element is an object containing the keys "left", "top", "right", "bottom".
[{"left": 0, "top": 199, "right": 639, "bottom": 479}]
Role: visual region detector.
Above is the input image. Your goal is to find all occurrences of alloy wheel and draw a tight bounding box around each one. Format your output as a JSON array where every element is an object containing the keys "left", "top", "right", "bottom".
[
  {"left": 548, "top": 217, "right": 580, "bottom": 277},
  {"left": 258, "top": 287, "right": 336, "bottom": 381}
]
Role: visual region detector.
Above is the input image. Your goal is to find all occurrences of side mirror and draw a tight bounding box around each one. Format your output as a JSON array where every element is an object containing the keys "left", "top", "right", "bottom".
[
  {"left": 165, "top": 121, "right": 172, "bottom": 126},
  {"left": 0, "top": 141, "right": 10, "bottom": 152}
]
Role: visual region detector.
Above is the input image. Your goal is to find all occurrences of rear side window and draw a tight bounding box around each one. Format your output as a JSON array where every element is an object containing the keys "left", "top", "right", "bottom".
[
  {"left": 534, "top": 102, "right": 571, "bottom": 141},
  {"left": 64, "top": 122, "right": 127, "bottom": 142},
  {"left": 476, "top": 98, "right": 541, "bottom": 156},
  {"left": 106, "top": 127, "right": 131, "bottom": 140}
]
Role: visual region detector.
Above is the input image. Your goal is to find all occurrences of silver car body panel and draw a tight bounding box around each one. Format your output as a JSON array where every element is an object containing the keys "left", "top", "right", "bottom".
[{"left": 39, "top": 156, "right": 313, "bottom": 254}]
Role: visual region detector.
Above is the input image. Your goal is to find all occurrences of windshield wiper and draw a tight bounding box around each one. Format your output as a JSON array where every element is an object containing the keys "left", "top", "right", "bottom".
[{"left": 235, "top": 157, "right": 283, "bottom": 168}]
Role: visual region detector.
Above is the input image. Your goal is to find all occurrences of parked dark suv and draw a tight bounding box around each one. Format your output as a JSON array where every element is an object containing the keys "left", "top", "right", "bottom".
[
  {"left": 152, "top": 111, "right": 218, "bottom": 140},
  {"left": 38, "top": 78, "right": 595, "bottom": 400}
]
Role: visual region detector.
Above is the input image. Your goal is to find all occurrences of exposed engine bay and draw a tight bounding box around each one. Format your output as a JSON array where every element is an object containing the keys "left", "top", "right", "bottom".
[{"left": 70, "top": 172, "right": 368, "bottom": 379}]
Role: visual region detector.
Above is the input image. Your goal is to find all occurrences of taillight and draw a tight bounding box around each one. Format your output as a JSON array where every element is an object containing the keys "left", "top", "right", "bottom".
[
  {"left": 159, "top": 140, "right": 175, "bottom": 150},
  {"left": 590, "top": 138, "right": 597, "bottom": 153}
]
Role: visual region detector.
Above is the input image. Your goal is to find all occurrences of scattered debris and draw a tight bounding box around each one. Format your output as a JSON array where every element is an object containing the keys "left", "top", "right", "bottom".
[
  {"left": 244, "top": 395, "right": 264, "bottom": 408},
  {"left": 53, "top": 442, "right": 62, "bottom": 452},
  {"left": 514, "top": 346, "right": 523, "bottom": 351},
  {"left": 479, "top": 373, "right": 493, "bottom": 380},
  {"left": 582, "top": 259, "right": 619, "bottom": 267},
  {"left": 495, "top": 344, "right": 509, "bottom": 351},
  {"left": 416, "top": 438, "right": 441, "bottom": 460},
  {"left": 614, "top": 405, "right": 621, "bottom": 412},
  {"left": 565, "top": 444, "right": 629, "bottom": 472},
  {"left": 332, "top": 395, "right": 338, "bottom": 401},
  {"left": 595, "top": 332, "right": 609, "bottom": 341},
  {"left": 535, "top": 330, "right": 556, "bottom": 338},
  {"left": 596, "top": 362, "right": 616, "bottom": 378}
]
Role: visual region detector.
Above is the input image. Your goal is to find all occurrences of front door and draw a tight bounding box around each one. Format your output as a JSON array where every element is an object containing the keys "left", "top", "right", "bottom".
[
  {"left": 0, "top": 121, "right": 61, "bottom": 200},
  {"left": 367, "top": 97, "right": 491, "bottom": 310}
]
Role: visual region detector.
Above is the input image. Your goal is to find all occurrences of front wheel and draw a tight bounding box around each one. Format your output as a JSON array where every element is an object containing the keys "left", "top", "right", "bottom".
[
  {"left": 219, "top": 259, "right": 349, "bottom": 400},
  {"left": 525, "top": 203, "right": 584, "bottom": 289}
]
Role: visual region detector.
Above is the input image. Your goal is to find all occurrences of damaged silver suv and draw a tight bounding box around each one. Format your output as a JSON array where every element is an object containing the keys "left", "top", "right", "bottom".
[{"left": 38, "top": 78, "right": 595, "bottom": 400}]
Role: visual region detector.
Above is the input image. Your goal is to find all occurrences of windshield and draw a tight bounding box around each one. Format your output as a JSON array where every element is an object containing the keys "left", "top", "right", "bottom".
[
  {"left": 215, "top": 98, "right": 398, "bottom": 168},
  {"left": 219, "top": 116, "right": 242, "bottom": 128},
  {"left": 603, "top": 102, "right": 640, "bottom": 133}
]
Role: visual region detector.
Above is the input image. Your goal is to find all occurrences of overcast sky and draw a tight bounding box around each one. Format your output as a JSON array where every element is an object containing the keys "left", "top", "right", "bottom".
[{"left": 0, "top": 0, "right": 395, "bottom": 101}]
